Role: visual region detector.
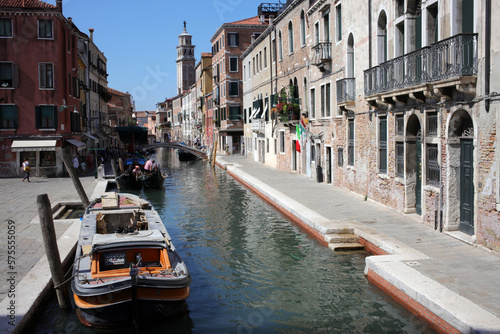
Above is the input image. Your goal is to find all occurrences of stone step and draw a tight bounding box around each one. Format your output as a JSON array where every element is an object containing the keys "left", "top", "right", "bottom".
[
  {"left": 325, "top": 233, "right": 359, "bottom": 244},
  {"left": 328, "top": 242, "right": 365, "bottom": 252}
]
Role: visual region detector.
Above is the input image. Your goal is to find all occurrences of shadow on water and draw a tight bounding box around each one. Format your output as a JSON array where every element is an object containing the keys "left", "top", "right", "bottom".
[{"left": 27, "top": 148, "right": 436, "bottom": 334}]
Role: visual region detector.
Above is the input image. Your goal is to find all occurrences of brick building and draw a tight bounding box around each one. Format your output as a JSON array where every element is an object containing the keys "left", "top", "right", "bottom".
[
  {"left": 211, "top": 15, "right": 269, "bottom": 154},
  {"left": 0, "top": 0, "right": 86, "bottom": 177},
  {"left": 241, "top": 0, "right": 500, "bottom": 252}
]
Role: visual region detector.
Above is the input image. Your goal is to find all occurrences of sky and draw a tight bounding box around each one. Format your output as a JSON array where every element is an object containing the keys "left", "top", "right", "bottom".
[{"left": 49, "top": 0, "right": 270, "bottom": 111}]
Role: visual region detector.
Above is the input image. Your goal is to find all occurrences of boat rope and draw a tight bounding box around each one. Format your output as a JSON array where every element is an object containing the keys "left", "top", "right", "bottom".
[{"left": 54, "top": 273, "right": 77, "bottom": 289}]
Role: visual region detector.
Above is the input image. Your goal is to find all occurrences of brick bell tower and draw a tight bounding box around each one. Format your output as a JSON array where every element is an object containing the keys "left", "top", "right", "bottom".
[{"left": 176, "top": 21, "right": 196, "bottom": 94}]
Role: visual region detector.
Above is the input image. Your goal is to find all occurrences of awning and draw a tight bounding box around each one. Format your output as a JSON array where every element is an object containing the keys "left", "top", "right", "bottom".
[
  {"left": 250, "top": 107, "right": 261, "bottom": 119},
  {"left": 65, "top": 139, "right": 86, "bottom": 152},
  {"left": 11, "top": 140, "right": 57, "bottom": 152},
  {"left": 82, "top": 133, "right": 99, "bottom": 143}
]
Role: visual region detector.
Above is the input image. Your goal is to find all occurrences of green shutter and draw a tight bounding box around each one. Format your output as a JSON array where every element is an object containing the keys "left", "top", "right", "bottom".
[
  {"left": 462, "top": 0, "right": 474, "bottom": 33},
  {"left": 13, "top": 105, "right": 17, "bottom": 129},
  {"left": 35, "top": 106, "right": 41, "bottom": 129},
  {"left": 53, "top": 105, "right": 58, "bottom": 129}
]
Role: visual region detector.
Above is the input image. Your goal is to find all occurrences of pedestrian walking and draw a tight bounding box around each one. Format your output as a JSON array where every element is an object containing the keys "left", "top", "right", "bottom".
[
  {"left": 22, "top": 158, "right": 31, "bottom": 182},
  {"left": 80, "top": 160, "right": 87, "bottom": 175}
]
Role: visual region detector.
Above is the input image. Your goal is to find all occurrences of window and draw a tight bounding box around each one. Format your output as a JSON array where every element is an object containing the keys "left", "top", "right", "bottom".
[
  {"left": 337, "top": 147, "right": 344, "bottom": 167},
  {"left": 228, "top": 33, "right": 239, "bottom": 47},
  {"left": 427, "top": 112, "right": 438, "bottom": 137},
  {"left": 279, "top": 131, "right": 285, "bottom": 153},
  {"left": 427, "top": 144, "right": 440, "bottom": 186},
  {"left": 229, "top": 105, "right": 240, "bottom": 121},
  {"left": 39, "top": 63, "right": 54, "bottom": 89},
  {"left": 396, "top": 142, "right": 404, "bottom": 178},
  {"left": 310, "top": 88, "right": 315, "bottom": 119},
  {"left": 335, "top": 4, "right": 342, "bottom": 42},
  {"left": 36, "top": 105, "right": 57, "bottom": 129},
  {"left": 40, "top": 151, "right": 56, "bottom": 166},
  {"left": 379, "top": 116, "right": 387, "bottom": 174},
  {"left": 300, "top": 11, "right": 306, "bottom": 46},
  {"left": 320, "top": 83, "right": 330, "bottom": 117},
  {"left": 230, "top": 57, "right": 238, "bottom": 72},
  {"left": 229, "top": 82, "right": 239, "bottom": 96},
  {"left": 348, "top": 119, "right": 354, "bottom": 166},
  {"left": 266, "top": 138, "right": 269, "bottom": 153},
  {"left": 278, "top": 31, "right": 283, "bottom": 61},
  {"left": 288, "top": 22, "right": 294, "bottom": 54},
  {"left": 314, "top": 22, "right": 319, "bottom": 44},
  {"left": 272, "top": 38, "right": 277, "bottom": 62},
  {"left": 0, "top": 62, "right": 17, "bottom": 88},
  {"left": 0, "top": 18, "right": 13, "bottom": 37},
  {"left": 264, "top": 47, "right": 267, "bottom": 68},
  {"left": 396, "top": 114, "right": 404, "bottom": 136},
  {"left": 325, "top": 83, "right": 331, "bottom": 117},
  {"left": 0, "top": 105, "right": 17, "bottom": 129},
  {"left": 259, "top": 51, "right": 262, "bottom": 71},
  {"left": 311, "top": 144, "right": 316, "bottom": 162},
  {"left": 38, "top": 19, "right": 53, "bottom": 39}
]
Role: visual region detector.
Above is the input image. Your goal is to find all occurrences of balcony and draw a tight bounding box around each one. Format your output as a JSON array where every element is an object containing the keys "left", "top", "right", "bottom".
[
  {"left": 251, "top": 118, "right": 265, "bottom": 132},
  {"left": 312, "top": 42, "right": 332, "bottom": 72},
  {"left": 364, "top": 33, "right": 477, "bottom": 99},
  {"left": 337, "top": 78, "right": 356, "bottom": 107}
]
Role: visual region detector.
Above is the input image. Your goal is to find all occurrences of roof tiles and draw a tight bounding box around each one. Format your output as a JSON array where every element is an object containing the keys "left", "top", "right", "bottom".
[{"left": 0, "top": 0, "right": 57, "bottom": 9}]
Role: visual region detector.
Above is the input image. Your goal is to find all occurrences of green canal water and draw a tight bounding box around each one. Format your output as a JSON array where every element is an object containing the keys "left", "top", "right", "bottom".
[{"left": 30, "top": 149, "right": 435, "bottom": 334}]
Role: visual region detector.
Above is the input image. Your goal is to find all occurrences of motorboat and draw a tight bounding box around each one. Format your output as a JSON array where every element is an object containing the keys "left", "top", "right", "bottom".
[{"left": 71, "top": 192, "right": 191, "bottom": 328}]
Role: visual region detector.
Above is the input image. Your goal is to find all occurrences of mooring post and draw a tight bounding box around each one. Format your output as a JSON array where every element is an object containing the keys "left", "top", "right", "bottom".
[
  {"left": 110, "top": 159, "right": 122, "bottom": 190},
  {"left": 62, "top": 146, "right": 90, "bottom": 207},
  {"left": 37, "top": 194, "right": 71, "bottom": 310}
]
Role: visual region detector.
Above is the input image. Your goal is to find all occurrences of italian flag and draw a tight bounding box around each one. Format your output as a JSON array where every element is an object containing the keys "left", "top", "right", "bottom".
[{"left": 296, "top": 121, "right": 306, "bottom": 153}]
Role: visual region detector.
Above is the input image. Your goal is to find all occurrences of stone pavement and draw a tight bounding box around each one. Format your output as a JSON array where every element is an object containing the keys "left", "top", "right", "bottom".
[
  {"left": 216, "top": 155, "right": 500, "bottom": 334},
  {"left": 0, "top": 175, "right": 98, "bottom": 303}
]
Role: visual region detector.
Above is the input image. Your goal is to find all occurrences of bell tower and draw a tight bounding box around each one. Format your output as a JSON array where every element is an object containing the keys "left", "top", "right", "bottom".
[{"left": 176, "top": 21, "right": 196, "bottom": 94}]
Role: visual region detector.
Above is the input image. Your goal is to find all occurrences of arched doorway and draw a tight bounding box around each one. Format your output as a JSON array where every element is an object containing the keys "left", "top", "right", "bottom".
[
  {"left": 447, "top": 110, "right": 475, "bottom": 235},
  {"left": 405, "top": 114, "right": 422, "bottom": 215}
]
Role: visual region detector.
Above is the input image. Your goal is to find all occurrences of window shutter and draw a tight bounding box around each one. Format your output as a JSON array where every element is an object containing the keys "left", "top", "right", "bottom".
[
  {"left": 53, "top": 105, "right": 58, "bottom": 129},
  {"left": 236, "top": 33, "right": 239, "bottom": 46},
  {"left": 12, "top": 63, "right": 18, "bottom": 87},
  {"left": 13, "top": 105, "right": 18, "bottom": 129},
  {"left": 35, "top": 106, "right": 41, "bottom": 129}
]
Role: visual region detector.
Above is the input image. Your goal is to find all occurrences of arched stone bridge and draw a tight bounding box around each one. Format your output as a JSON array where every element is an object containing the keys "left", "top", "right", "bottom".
[{"left": 144, "top": 142, "right": 207, "bottom": 159}]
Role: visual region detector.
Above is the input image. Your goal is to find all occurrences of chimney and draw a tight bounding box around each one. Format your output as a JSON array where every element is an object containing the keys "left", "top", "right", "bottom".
[
  {"left": 56, "top": 0, "right": 62, "bottom": 12},
  {"left": 89, "top": 28, "right": 94, "bottom": 41},
  {"left": 269, "top": 15, "right": 274, "bottom": 25}
]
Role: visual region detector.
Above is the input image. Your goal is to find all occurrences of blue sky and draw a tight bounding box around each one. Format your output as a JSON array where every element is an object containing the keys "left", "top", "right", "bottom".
[{"left": 49, "top": 0, "right": 268, "bottom": 111}]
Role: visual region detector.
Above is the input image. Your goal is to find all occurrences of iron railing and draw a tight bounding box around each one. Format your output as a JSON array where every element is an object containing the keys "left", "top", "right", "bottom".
[
  {"left": 364, "top": 33, "right": 477, "bottom": 96},
  {"left": 312, "top": 42, "right": 332, "bottom": 65},
  {"left": 336, "top": 78, "right": 355, "bottom": 103}
]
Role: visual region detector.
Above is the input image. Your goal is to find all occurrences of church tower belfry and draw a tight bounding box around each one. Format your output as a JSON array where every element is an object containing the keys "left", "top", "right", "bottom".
[{"left": 176, "top": 21, "right": 196, "bottom": 94}]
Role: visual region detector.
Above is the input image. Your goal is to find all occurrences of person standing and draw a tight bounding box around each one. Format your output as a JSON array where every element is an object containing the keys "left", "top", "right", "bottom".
[
  {"left": 73, "top": 155, "right": 80, "bottom": 175},
  {"left": 22, "top": 158, "right": 31, "bottom": 182}
]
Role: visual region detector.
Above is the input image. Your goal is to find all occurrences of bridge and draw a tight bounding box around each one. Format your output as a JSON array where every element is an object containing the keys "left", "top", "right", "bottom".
[{"left": 144, "top": 142, "right": 208, "bottom": 160}]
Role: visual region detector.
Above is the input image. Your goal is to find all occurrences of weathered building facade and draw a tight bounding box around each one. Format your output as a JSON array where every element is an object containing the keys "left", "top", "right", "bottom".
[{"left": 241, "top": 0, "right": 500, "bottom": 252}]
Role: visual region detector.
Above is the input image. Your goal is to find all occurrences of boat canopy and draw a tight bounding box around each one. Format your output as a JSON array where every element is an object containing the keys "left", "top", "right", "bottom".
[{"left": 92, "top": 230, "right": 166, "bottom": 251}]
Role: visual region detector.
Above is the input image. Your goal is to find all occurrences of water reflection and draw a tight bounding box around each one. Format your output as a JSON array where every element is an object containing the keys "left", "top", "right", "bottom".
[{"left": 29, "top": 148, "right": 434, "bottom": 334}]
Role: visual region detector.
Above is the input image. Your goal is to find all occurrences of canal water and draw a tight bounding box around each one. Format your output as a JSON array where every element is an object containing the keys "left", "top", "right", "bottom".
[{"left": 30, "top": 149, "right": 434, "bottom": 334}]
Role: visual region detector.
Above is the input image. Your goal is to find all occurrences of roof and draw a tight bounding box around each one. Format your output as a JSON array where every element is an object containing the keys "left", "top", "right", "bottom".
[
  {"left": 0, "top": 0, "right": 56, "bottom": 9},
  {"left": 228, "top": 15, "right": 267, "bottom": 26},
  {"left": 201, "top": 52, "right": 212, "bottom": 58}
]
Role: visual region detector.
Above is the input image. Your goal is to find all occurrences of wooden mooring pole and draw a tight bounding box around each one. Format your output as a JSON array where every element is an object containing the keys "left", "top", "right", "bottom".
[
  {"left": 62, "top": 147, "right": 90, "bottom": 207},
  {"left": 37, "top": 194, "right": 71, "bottom": 310},
  {"left": 211, "top": 141, "right": 218, "bottom": 169},
  {"left": 110, "top": 159, "right": 122, "bottom": 190}
]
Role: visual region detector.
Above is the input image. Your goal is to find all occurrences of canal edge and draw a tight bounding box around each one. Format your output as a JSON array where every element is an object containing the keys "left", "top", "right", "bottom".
[
  {"left": 0, "top": 180, "right": 108, "bottom": 334},
  {"left": 215, "top": 157, "right": 500, "bottom": 334}
]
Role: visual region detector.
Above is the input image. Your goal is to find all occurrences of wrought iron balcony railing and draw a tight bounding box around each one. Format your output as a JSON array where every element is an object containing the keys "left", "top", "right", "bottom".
[
  {"left": 364, "top": 33, "right": 477, "bottom": 96},
  {"left": 336, "top": 78, "right": 356, "bottom": 103},
  {"left": 312, "top": 42, "right": 332, "bottom": 65}
]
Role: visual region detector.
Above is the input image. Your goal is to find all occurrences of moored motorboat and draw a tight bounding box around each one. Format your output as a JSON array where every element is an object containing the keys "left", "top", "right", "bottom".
[{"left": 71, "top": 192, "right": 191, "bottom": 328}]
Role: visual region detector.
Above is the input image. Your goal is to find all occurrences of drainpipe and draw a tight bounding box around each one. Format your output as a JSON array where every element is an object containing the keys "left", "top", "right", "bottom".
[
  {"left": 368, "top": 0, "right": 372, "bottom": 68},
  {"left": 485, "top": 0, "right": 491, "bottom": 112}
]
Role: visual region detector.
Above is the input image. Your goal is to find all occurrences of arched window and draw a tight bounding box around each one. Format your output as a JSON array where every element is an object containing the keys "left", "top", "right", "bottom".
[
  {"left": 288, "top": 21, "right": 294, "bottom": 54},
  {"left": 300, "top": 11, "right": 306, "bottom": 46},
  {"left": 377, "top": 11, "right": 387, "bottom": 64}
]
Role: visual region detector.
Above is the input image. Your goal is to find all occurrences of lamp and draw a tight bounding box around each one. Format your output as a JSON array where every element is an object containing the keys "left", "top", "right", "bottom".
[{"left": 73, "top": 107, "right": 79, "bottom": 114}]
